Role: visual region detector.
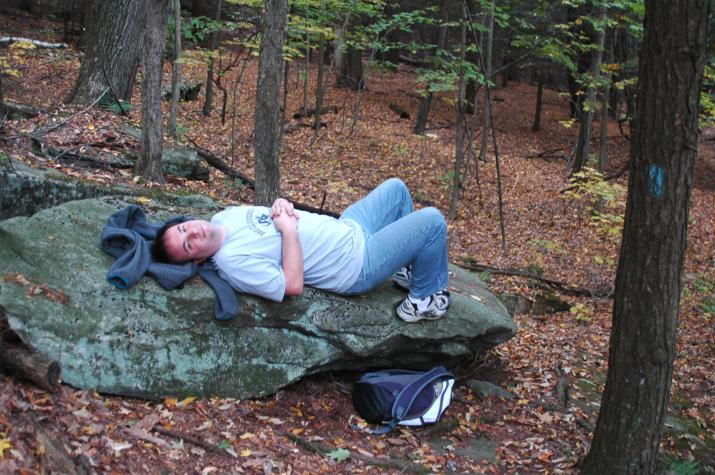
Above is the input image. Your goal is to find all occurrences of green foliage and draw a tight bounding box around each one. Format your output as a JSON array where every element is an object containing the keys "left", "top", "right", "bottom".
[
  {"left": 97, "top": 91, "right": 134, "bottom": 115},
  {"left": 393, "top": 143, "right": 410, "bottom": 157},
  {"left": 693, "top": 274, "right": 715, "bottom": 318},
  {"left": 664, "top": 456, "right": 699, "bottom": 475},
  {"left": 529, "top": 239, "right": 565, "bottom": 254},
  {"left": 526, "top": 263, "right": 545, "bottom": 277},
  {"left": 699, "top": 61, "right": 715, "bottom": 128},
  {"left": 566, "top": 167, "right": 625, "bottom": 243},
  {"left": 0, "top": 40, "right": 35, "bottom": 86},
  {"left": 479, "top": 270, "right": 491, "bottom": 284},
  {"left": 218, "top": 440, "right": 232, "bottom": 450},
  {"left": 326, "top": 448, "right": 350, "bottom": 462},
  {"left": 438, "top": 170, "right": 455, "bottom": 192},
  {"left": 570, "top": 303, "right": 592, "bottom": 325}
]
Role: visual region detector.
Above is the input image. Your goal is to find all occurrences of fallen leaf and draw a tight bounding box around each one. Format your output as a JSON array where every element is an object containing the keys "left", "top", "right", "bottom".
[
  {"left": 0, "top": 438, "right": 12, "bottom": 459},
  {"left": 326, "top": 448, "right": 350, "bottom": 462}
]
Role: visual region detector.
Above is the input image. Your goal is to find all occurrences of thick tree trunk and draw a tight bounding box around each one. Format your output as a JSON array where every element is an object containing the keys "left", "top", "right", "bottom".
[
  {"left": 582, "top": 2, "right": 709, "bottom": 474},
  {"left": 65, "top": 0, "right": 145, "bottom": 104},
  {"left": 571, "top": 7, "right": 607, "bottom": 175},
  {"left": 134, "top": 0, "right": 170, "bottom": 181},
  {"left": 338, "top": 46, "right": 363, "bottom": 90},
  {"left": 253, "top": 0, "right": 288, "bottom": 206}
]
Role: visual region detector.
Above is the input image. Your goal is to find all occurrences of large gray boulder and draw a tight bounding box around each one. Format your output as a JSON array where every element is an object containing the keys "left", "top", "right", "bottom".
[{"left": 0, "top": 197, "right": 516, "bottom": 400}]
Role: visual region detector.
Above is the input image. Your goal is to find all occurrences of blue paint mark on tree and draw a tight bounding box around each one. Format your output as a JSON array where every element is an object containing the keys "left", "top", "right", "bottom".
[{"left": 649, "top": 165, "right": 664, "bottom": 198}]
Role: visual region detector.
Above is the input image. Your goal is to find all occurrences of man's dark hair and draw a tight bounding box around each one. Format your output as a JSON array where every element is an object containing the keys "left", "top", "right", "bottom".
[{"left": 151, "top": 222, "right": 177, "bottom": 263}]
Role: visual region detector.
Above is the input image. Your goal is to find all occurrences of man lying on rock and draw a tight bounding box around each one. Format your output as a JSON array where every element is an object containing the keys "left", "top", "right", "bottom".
[{"left": 152, "top": 178, "right": 450, "bottom": 322}]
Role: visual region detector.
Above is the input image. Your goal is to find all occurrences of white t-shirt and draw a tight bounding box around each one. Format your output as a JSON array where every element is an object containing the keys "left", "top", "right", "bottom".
[{"left": 211, "top": 207, "right": 365, "bottom": 301}]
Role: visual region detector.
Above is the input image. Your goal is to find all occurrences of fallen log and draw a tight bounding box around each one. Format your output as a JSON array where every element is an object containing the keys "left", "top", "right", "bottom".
[
  {"left": 456, "top": 262, "right": 612, "bottom": 298},
  {"left": 187, "top": 137, "right": 340, "bottom": 218},
  {"left": 16, "top": 411, "right": 90, "bottom": 475},
  {"left": 389, "top": 102, "right": 410, "bottom": 119},
  {"left": 293, "top": 105, "right": 338, "bottom": 119},
  {"left": 0, "top": 305, "right": 61, "bottom": 392},
  {"left": 0, "top": 37, "right": 68, "bottom": 48}
]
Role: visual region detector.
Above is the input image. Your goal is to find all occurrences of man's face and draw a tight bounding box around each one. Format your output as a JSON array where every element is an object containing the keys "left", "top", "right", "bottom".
[{"left": 163, "top": 220, "right": 225, "bottom": 263}]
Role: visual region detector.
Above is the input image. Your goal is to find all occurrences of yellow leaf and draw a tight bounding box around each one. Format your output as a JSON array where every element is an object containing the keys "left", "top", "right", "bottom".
[
  {"left": 0, "top": 438, "right": 11, "bottom": 459},
  {"left": 164, "top": 397, "right": 178, "bottom": 409},
  {"left": 136, "top": 197, "right": 152, "bottom": 205},
  {"left": 176, "top": 396, "right": 196, "bottom": 407},
  {"left": 87, "top": 123, "right": 95, "bottom": 131},
  {"left": 291, "top": 428, "right": 304, "bottom": 435},
  {"left": 240, "top": 449, "right": 252, "bottom": 457},
  {"left": 239, "top": 432, "right": 256, "bottom": 440}
]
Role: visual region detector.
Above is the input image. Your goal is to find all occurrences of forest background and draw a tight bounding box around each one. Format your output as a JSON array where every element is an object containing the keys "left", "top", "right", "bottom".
[{"left": 0, "top": 0, "right": 714, "bottom": 473}]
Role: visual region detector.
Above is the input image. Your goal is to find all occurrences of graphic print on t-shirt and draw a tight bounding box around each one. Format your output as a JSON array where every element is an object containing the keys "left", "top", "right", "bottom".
[{"left": 246, "top": 207, "right": 273, "bottom": 236}]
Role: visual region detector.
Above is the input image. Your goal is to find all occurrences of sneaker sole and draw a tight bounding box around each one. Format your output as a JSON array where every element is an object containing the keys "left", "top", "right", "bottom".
[{"left": 396, "top": 307, "right": 445, "bottom": 323}]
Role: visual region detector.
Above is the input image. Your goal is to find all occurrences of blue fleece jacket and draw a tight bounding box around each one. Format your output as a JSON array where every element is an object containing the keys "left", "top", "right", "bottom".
[{"left": 100, "top": 205, "right": 239, "bottom": 320}]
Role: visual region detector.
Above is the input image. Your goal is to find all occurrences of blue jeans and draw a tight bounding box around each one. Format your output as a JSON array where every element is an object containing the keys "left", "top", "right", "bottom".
[{"left": 340, "top": 178, "right": 449, "bottom": 299}]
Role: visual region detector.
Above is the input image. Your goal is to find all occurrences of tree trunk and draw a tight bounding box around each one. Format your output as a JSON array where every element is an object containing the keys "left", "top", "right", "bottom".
[
  {"left": 597, "top": 29, "right": 613, "bottom": 172},
  {"left": 65, "top": 0, "right": 145, "bottom": 104},
  {"left": 582, "top": 2, "right": 709, "bottom": 473},
  {"left": 202, "top": 0, "right": 222, "bottom": 116},
  {"left": 413, "top": 0, "right": 450, "bottom": 135},
  {"left": 338, "top": 46, "right": 362, "bottom": 90},
  {"left": 449, "top": 4, "right": 467, "bottom": 220},
  {"left": 312, "top": 11, "right": 326, "bottom": 140},
  {"left": 478, "top": 0, "right": 494, "bottom": 162},
  {"left": 303, "top": 33, "right": 310, "bottom": 112},
  {"left": 571, "top": 6, "right": 607, "bottom": 175},
  {"left": 253, "top": 0, "right": 288, "bottom": 206},
  {"left": 532, "top": 70, "right": 544, "bottom": 132},
  {"left": 168, "top": 0, "right": 182, "bottom": 139},
  {"left": 134, "top": 0, "right": 170, "bottom": 181}
]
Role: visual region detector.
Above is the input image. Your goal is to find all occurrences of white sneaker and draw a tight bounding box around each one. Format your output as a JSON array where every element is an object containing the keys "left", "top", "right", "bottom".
[
  {"left": 392, "top": 266, "right": 411, "bottom": 291},
  {"left": 396, "top": 290, "right": 451, "bottom": 323}
]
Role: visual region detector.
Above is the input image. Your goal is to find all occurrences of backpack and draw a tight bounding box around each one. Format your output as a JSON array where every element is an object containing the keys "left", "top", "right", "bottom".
[{"left": 352, "top": 366, "right": 455, "bottom": 434}]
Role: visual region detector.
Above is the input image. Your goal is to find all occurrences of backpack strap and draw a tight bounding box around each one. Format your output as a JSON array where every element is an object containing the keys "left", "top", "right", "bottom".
[{"left": 370, "top": 366, "right": 453, "bottom": 435}]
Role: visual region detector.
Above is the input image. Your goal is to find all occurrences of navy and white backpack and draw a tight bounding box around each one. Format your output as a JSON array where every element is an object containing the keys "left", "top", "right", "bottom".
[{"left": 352, "top": 366, "right": 455, "bottom": 434}]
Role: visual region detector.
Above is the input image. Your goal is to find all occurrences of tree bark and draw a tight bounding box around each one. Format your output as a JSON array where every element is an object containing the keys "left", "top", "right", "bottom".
[
  {"left": 478, "top": 0, "right": 495, "bottom": 162},
  {"left": 571, "top": 6, "right": 607, "bottom": 175},
  {"left": 65, "top": 0, "right": 145, "bottom": 104},
  {"left": 168, "top": 0, "right": 183, "bottom": 139},
  {"left": 598, "top": 29, "right": 613, "bottom": 172},
  {"left": 312, "top": 3, "right": 326, "bottom": 141},
  {"left": 582, "top": 2, "right": 709, "bottom": 473},
  {"left": 134, "top": 0, "right": 170, "bottom": 181},
  {"left": 202, "top": 0, "right": 222, "bottom": 116},
  {"left": 413, "top": 0, "right": 450, "bottom": 135},
  {"left": 253, "top": 0, "right": 288, "bottom": 206},
  {"left": 532, "top": 69, "right": 544, "bottom": 132},
  {"left": 449, "top": 4, "right": 467, "bottom": 220},
  {"left": 0, "top": 306, "right": 60, "bottom": 392}
]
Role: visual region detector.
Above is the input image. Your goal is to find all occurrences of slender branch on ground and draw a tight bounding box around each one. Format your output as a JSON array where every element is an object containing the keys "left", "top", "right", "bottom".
[
  {"left": 285, "top": 432, "right": 427, "bottom": 472},
  {"left": 27, "top": 88, "right": 110, "bottom": 139},
  {"left": 0, "top": 37, "right": 68, "bottom": 48},
  {"left": 456, "top": 262, "right": 610, "bottom": 297},
  {"left": 154, "top": 426, "right": 236, "bottom": 458},
  {"left": 186, "top": 136, "right": 340, "bottom": 218}
]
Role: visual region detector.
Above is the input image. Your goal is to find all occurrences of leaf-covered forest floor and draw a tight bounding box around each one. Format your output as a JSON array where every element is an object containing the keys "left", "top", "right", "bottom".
[{"left": 1, "top": 13, "right": 714, "bottom": 474}]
